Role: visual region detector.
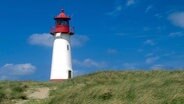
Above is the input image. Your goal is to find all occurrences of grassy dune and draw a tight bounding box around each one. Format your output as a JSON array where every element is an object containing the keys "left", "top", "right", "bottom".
[{"left": 0, "top": 70, "right": 184, "bottom": 104}]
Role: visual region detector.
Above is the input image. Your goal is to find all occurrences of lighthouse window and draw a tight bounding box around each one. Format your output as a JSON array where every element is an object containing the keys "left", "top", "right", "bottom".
[
  {"left": 67, "top": 45, "right": 69, "bottom": 50},
  {"left": 61, "top": 21, "right": 69, "bottom": 26},
  {"left": 56, "top": 20, "right": 62, "bottom": 25}
]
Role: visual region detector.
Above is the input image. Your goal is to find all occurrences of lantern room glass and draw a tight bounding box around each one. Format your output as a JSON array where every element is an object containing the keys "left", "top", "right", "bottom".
[{"left": 56, "top": 19, "right": 69, "bottom": 26}]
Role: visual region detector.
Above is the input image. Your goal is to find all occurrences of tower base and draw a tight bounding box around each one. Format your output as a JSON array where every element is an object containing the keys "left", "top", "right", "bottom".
[{"left": 50, "top": 79, "right": 67, "bottom": 82}]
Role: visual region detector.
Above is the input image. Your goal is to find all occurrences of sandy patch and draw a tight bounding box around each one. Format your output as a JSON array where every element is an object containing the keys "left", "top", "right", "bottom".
[{"left": 27, "top": 87, "right": 50, "bottom": 99}]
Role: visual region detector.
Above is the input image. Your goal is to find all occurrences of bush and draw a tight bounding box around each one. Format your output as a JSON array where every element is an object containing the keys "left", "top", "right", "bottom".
[
  {"left": 0, "top": 91, "right": 6, "bottom": 102},
  {"left": 12, "top": 86, "right": 24, "bottom": 93},
  {"left": 99, "top": 90, "right": 113, "bottom": 100}
]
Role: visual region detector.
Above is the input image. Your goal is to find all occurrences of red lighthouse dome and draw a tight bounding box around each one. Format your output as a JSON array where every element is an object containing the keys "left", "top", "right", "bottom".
[{"left": 51, "top": 9, "right": 74, "bottom": 35}]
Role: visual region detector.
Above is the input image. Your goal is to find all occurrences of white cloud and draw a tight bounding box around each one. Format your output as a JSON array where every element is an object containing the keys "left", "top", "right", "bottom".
[
  {"left": 137, "top": 49, "right": 144, "bottom": 52},
  {"left": 145, "top": 5, "right": 153, "bottom": 13},
  {"left": 107, "top": 0, "right": 135, "bottom": 16},
  {"left": 154, "top": 13, "right": 163, "bottom": 18},
  {"left": 29, "top": 33, "right": 89, "bottom": 47},
  {"left": 71, "top": 35, "right": 89, "bottom": 47},
  {"left": 162, "top": 51, "right": 175, "bottom": 57},
  {"left": 143, "top": 27, "right": 151, "bottom": 31},
  {"left": 169, "top": 32, "right": 184, "bottom": 37},
  {"left": 144, "top": 39, "right": 155, "bottom": 46},
  {"left": 107, "top": 5, "right": 123, "bottom": 16},
  {"left": 123, "top": 63, "right": 137, "bottom": 69},
  {"left": 29, "top": 33, "right": 54, "bottom": 47},
  {"left": 107, "top": 48, "right": 118, "bottom": 54},
  {"left": 145, "top": 53, "right": 154, "bottom": 57},
  {"left": 146, "top": 56, "right": 160, "bottom": 64},
  {"left": 0, "top": 63, "right": 36, "bottom": 80},
  {"left": 168, "top": 12, "right": 184, "bottom": 29},
  {"left": 151, "top": 64, "right": 165, "bottom": 70},
  {"left": 126, "top": 0, "right": 135, "bottom": 6},
  {"left": 73, "top": 58, "right": 107, "bottom": 68}
]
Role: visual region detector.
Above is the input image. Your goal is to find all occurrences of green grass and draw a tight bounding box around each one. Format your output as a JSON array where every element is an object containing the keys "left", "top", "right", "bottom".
[
  {"left": 49, "top": 70, "right": 184, "bottom": 104},
  {"left": 0, "top": 70, "right": 184, "bottom": 104},
  {"left": 0, "top": 81, "right": 28, "bottom": 103}
]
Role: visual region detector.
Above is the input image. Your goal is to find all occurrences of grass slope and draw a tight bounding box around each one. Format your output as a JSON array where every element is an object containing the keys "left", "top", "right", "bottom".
[{"left": 0, "top": 70, "right": 184, "bottom": 104}]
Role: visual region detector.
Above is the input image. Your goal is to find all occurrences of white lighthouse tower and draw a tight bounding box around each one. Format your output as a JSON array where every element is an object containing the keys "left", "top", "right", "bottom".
[{"left": 50, "top": 9, "right": 74, "bottom": 81}]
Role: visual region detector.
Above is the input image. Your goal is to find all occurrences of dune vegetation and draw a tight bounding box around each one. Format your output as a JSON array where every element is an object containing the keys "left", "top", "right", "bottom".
[{"left": 0, "top": 70, "right": 183, "bottom": 104}]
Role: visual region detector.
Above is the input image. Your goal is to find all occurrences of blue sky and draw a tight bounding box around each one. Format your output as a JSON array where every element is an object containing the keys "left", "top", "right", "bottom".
[{"left": 0, "top": 0, "right": 184, "bottom": 81}]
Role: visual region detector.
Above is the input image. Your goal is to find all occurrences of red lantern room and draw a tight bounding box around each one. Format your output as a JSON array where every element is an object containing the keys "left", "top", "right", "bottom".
[{"left": 51, "top": 9, "right": 74, "bottom": 35}]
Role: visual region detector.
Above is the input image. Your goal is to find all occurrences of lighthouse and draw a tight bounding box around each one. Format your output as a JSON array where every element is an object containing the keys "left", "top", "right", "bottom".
[{"left": 50, "top": 9, "right": 74, "bottom": 81}]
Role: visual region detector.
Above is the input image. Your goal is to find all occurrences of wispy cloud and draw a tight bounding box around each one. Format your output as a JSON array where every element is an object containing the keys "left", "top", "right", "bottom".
[
  {"left": 145, "top": 5, "right": 153, "bottom": 13},
  {"left": 72, "top": 58, "right": 107, "bottom": 77},
  {"left": 73, "top": 58, "right": 107, "bottom": 68},
  {"left": 146, "top": 56, "right": 160, "bottom": 64},
  {"left": 123, "top": 63, "right": 137, "bottom": 69},
  {"left": 144, "top": 39, "right": 155, "bottom": 46},
  {"left": 107, "top": 48, "right": 118, "bottom": 55},
  {"left": 29, "top": 33, "right": 89, "bottom": 47},
  {"left": 107, "top": 0, "right": 136, "bottom": 16},
  {"left": 169, "top": 32, "right": 184, "bottom": 37},
  {"left": 168, "top": 12, "right": 184, "bottom": 29},
  {"left": 145, "top": 52, "right": 160, "bottom": 64},
  {"left": 71, "top": 35, "right": 89, "bottom": 47},
  {"left": 150, "top": 63, "right": 184, "bottom": 70},
  {"left": 154, "top": 13, "right": 163, "bottom": 19},
  {"left": 116, "top": 32, "right": 149, "bottom": 39},
  {"left": 0, "top": 63, "right": 36, "bottom": 80},
  {"left": 126, "top": 0, "right": 135, "bottom": 6},
  {"left": 107, "top": 5, "right": 123, "bottom": 16},
  {"left": 145, "top": 53, "right": 154, "bottom": 57},
  {"left": 162, "top": 51, "right": 175, "bottom": 57},
  {"left": 151, "top": 64, "right": 165, "bottom": 70}
]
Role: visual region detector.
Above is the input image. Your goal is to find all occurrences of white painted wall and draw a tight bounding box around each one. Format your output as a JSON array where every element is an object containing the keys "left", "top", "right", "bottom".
[{"left": 50, "top": 33, "right": 73, "bottom": 80}]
